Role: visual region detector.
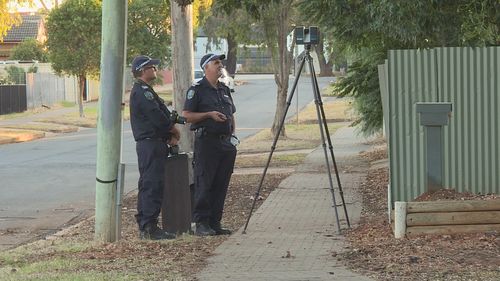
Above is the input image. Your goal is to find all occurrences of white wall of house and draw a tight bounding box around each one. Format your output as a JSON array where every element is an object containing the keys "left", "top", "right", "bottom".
[{"left": 193, "top": 36, "right": 228, "bottom": 70}]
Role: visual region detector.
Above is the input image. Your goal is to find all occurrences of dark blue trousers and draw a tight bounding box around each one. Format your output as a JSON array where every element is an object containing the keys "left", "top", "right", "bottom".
[
  {"left": 135, "top": 139, "right": 167, "bottom": 230},
  {"left": 192, "top": 136, "right": 236, "bottom": 225}
]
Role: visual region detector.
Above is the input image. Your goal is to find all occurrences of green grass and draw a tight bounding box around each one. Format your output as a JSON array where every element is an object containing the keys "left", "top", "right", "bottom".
[
  {"left": 292, "top": 98, "right": 355, "bottom": 124},
  {"left": 322, "top": 82, "right": 340, "bottom": 97},
  {"left": 238, "top": 123, "right": 342, "bottom": 153},
  {"left": 60, "top": 101, "right": 76, "bottom": 108},
  {"left": 0, "top": 258, "right": 147, "bottom": 281},
  {"left": 0, "top": 239, "right": 184, "bottom": 281},
  {"left": 235, "top": 153, "right": 308, "bottom": 168}
]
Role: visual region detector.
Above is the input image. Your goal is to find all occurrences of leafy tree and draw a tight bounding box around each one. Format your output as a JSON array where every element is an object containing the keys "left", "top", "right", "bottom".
[
  {"left": 45, "top": 0, "right": 102, "bottom": 117},
  {"left": 299, "top": 0, "right": 500, "bottom": 135},
  {"left": 0, "top": 1, "right": 18, "bottom": 41},
  {"left": 192, "top": 0, "right": 212, "bottom": 29},
  {"left": 10, "top": 38, "right": 48, "bottom": 62},
  {"left": 127, "top": 0, "right": 171, "bottom": 68},
  {"left": 201, "top": 1, "right": 255, "bottom": 77},
  {"left": 217, "top": 0, "right": 297, "bottom": 138},
  {"left": 6, "top": 65, "right": 27, "bottom": 84}
]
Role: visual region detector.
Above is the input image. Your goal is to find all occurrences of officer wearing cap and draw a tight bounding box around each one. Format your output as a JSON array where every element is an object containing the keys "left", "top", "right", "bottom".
[
  {"left": 130, "top": 55, "right": 179, "bottom": 240},
  {"left": 182, "top": 53, "right": 237, "bottom": 236}
]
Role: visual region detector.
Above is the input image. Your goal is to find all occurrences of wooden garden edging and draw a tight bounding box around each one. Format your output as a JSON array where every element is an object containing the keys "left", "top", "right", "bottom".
[{"left": 394, "top": 200, "right": 500, "bottom": 238}]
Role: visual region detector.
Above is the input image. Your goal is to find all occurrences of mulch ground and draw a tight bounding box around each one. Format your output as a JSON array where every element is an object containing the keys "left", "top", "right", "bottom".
[
  {"left": 339, "top": 147, "right": 500, "bottom": 281},
  {"left": 1, "top": 173, "right": 290, "bottom": 280}
]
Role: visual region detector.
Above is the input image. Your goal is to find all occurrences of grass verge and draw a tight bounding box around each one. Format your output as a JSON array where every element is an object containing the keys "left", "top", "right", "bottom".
[
  {"left": 235, "top": 152, "right": 308, "bottom": 168},
  {"left": 0, "top": 173, "right": 289, "bottom": 281},
  {"left": 238, "top": 123, "right": 343, "bottom": 153}
]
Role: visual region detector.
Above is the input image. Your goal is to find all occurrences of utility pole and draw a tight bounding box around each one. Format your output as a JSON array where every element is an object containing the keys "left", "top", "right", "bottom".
[
  {"left": 95, "top": 0, "right": 127, "bottom": 242},
  {"left": 171, "top": 0, "right": 194, "bottom": 152}
]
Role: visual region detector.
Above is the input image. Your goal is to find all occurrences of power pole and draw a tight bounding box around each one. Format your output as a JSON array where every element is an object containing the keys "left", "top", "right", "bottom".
[
  {"left": 171, "top": 0, "right": 194, "bottom": 152},
  {"left": 95, "top": 0, "right": 127, "bottom": 242}
]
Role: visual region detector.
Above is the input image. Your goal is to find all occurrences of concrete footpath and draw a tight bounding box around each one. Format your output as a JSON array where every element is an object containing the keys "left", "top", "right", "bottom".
[{"left": 197, "top": 126, "right": 374, "bottom": 281}]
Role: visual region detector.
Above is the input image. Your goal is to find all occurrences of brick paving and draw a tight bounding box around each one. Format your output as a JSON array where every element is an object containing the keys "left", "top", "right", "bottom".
[{"left": 196, "top": 126, "right": 374, "bottom": 281}]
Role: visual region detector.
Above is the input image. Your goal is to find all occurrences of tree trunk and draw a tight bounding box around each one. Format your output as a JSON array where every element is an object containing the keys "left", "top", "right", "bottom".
[
  {"left": 78, "top": 74, "right": 85, "bottom": 118},
  {"left": 171, "top": 1, "right": 194, "bottom": 153},
  {"left": 314, "top": 37, "right": 333, "bottom": 77},
  {"left": 225, "top": 34, "right": 237, "bottom": 78},
  {"left": 270, "top": 1, "right": 293, "bottom": 139}
]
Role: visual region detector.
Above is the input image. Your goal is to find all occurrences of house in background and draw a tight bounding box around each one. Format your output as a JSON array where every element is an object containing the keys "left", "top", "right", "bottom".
[
  {"left": 194, "top": 28, "right": 228, "bottom": 71},
  {"left": 0, "top": 14, "right": 46, "bottom": 60}
]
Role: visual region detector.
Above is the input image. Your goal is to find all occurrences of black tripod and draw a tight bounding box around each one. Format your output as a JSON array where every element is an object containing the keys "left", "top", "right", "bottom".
[{"left": 242, "top": 45, "right": 350, "bottom": 234}]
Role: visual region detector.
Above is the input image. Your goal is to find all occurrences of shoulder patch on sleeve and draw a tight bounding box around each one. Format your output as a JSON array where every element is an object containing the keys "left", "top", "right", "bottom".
[
  {"left": 187, "top": 89, "right": 195, "bottom": 100},
  {"left": 144, "top": 91, "right": 154, "bottom": 100}
]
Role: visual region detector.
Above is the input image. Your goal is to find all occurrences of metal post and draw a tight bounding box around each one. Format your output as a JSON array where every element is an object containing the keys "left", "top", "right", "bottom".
[
  {"left": 427, "top": 126, "right": 443, "bottom": 191},
  {"left": 95, "top": 0, "right": 127, "bottom": 242}
]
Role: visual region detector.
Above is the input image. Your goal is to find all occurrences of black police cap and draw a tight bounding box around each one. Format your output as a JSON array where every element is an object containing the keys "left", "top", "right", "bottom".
[
  {"left": 131, "top": 55, "right": 160, "bottom": 72},
  {"left": 200, "top": 53, "right": 226, "bottom": 69}
]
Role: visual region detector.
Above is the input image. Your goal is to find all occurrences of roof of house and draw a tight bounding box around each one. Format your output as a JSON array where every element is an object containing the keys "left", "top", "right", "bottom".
[{"left": 3, "top": 14, "right": 42, "bottom": 42}]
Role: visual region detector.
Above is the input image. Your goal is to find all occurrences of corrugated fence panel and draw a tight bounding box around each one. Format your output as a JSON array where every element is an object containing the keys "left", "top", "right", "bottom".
[
  {"left": 388, "top": 49, "right": 438, "bottom": 203},
  {"left": 439, "top": 47, "right": 500, "bottom": 195},
  {"left": 386, "top": 46, "right": 500, "bottom": 205}
]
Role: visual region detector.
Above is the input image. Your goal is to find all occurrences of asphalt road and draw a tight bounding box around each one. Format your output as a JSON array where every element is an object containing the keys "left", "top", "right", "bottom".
[{"left": 0, "top": 74, "right": 333, "bottom": 250}]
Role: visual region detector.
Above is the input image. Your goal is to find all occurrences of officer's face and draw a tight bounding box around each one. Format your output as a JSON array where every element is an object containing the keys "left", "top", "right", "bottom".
[
  {"left": 142, "top": 65, "right": 157, "bottom": 81},
  {"left": 205, "top": 59, "right": 223, "bottom": 78}
]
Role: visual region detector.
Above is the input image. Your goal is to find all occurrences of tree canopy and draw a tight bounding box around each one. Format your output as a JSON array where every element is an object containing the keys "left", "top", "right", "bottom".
[
  {"left": 0, "top": 0, "right": 28, "bottom": 41},
  {"left": 46, "top": 0, "right": 102, "bottom": 117},
  {"left": 46, "top": 0, "right": 101, "bottom": 78},
  {"left": 127, "top": 0, "right": 171, "bottom": 67},
  {"left": 298, "top": 0, "right": 500, "bottom": 135},
  {"left": 10, "top": 38, "right": 48, "bottom": 62}
]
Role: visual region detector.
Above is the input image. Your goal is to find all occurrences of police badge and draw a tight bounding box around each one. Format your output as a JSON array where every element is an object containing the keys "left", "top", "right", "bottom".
[{"left": 144, "top": 91, "right": 154, "bottom": 100}]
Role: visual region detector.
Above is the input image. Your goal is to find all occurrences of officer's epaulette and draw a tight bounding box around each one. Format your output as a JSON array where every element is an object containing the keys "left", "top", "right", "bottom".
[
  {"left": 141, "top": 85, "right": 149, "bottom": 89},
  {"left": 191, "top": 81, "right": 201, "bottom": 87}
]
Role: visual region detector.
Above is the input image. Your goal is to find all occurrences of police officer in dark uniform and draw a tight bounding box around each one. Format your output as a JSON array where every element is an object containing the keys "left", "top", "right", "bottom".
[
  {"left": 130, "top": 55, "right": 179, "bottom": 240},
  {"left": 182, "top": 53, "right": 237, "bottom": 236}
]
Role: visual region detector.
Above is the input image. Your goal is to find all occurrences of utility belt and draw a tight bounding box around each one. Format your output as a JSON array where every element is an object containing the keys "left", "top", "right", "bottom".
[
  {"left": 137, "top": 137, "right": 165, "bottom": 142},
  {"left": 195, "top": 127, "right": 230, "bottom": 140}
]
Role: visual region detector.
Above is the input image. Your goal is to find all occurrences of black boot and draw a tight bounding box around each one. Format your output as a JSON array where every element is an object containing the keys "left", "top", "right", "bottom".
[
  {"left": 194, "top": 222, "right": 216, "bottom": 236},
  {"left": 210, "top": 222, "right": 232, "bottom": 235},
  {"left": 140, "top": 223, "right": 176, "bottom": 240}
]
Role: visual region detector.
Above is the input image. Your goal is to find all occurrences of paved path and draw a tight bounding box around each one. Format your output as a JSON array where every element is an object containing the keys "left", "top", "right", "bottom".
[{"left": 196, "top": 126, "right": 374, "bottom": 281}]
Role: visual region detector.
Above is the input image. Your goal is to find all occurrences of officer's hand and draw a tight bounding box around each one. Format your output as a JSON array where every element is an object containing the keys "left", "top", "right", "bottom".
[
  {"left": 210, "top": 111, "right": 227, "bottom": 122},
  {"left": 170, "top": 125, "right": 181, "bottom": 140},
  {"left": 168, "top": 137, "right": 179, "bottom": 146}
]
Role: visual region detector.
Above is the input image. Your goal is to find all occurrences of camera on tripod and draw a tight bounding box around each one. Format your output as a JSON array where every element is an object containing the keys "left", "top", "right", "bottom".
[
  {"left": 294, "top": 26, "right": 320, "bottom": 45},
  {"left": 170, "top": 110, "right": 186, "bottom": 124}
]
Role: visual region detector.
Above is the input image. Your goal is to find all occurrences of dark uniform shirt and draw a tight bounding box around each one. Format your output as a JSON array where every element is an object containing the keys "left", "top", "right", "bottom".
[
  {"left": 130, "top": 80, "right": 174, "bottom": 141},
  {"left": 183, "top": 77, "right": 236, "bottom": 135}
]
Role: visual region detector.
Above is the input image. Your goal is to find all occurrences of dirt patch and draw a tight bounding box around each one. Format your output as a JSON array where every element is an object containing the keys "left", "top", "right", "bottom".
[
  {"left": 0, "top": 128, "right": 45, "bottom": 142},
  {"left": 0, "top": 173, "right": 289, "bottom": 280},
  {"left": 339, "top": 148, "right": 500, "bottom": 281}
]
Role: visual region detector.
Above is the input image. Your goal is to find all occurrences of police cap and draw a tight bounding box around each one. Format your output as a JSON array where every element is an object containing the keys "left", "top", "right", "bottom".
[
  {"left": 200, "top": 53, "right": 226, "bottom": 69},
  {"left": 131, "top": 55, "right": 160, "bottom": 72}
]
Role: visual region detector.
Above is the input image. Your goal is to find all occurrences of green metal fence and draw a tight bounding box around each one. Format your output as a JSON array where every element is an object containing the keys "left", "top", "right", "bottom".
[{"left": 380, "top": 47, "right": 500, "bottom": 205}]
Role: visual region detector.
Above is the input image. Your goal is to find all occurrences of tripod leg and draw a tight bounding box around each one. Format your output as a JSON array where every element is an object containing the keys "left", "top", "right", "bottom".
[
  {"left": 309, "top": 59, "right": 351, "bottom": 228},
  {"left": 306, "top": 55, "right": 342, "bottom": 234},
  {"left": 242, "top": 53, "right": 307, "bottom": 234}
]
